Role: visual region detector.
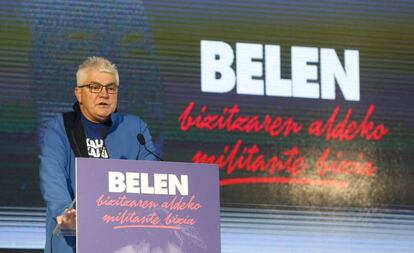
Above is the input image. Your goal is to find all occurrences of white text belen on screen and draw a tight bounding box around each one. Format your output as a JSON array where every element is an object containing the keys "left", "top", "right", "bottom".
[{"left": 201, "top": 40, "right": 360, "bottom": 101}]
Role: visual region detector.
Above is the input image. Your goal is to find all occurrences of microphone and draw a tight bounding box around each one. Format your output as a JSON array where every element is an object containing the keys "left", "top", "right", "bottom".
[{"left": 137, "top": 134, "right": 163, "bottom": 161}]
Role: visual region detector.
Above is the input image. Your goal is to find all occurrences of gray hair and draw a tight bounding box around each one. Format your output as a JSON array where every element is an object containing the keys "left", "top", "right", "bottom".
[{"left": 76, "top": 56, "right": 119, "bottom": 86}]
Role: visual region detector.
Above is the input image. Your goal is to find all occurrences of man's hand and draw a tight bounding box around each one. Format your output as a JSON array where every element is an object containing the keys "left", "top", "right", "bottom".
[{"left": 56, "top": 208, "right": 76, "bottom": 230}]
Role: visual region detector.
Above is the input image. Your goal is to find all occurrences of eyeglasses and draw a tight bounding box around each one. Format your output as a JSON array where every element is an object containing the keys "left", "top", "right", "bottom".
[{"left": 78, "top": 82, "right": 118, "bottom": 94}]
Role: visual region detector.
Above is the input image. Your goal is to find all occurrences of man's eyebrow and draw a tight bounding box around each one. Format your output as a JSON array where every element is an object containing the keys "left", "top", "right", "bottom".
[{"left": 89, "top": 81, "right": 116, "bottom": 86}]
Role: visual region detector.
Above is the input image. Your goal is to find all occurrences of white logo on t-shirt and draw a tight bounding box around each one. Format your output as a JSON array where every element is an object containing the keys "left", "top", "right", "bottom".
[{"left": 86, "top": 138, "right": 108, "bottom": 158}]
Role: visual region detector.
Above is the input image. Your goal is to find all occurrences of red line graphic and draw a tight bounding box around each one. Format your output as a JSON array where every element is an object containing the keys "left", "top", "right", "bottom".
[
  {"left": 113, "top": 225, "right": 181, "bottom": 230},
  {"left": 220, "top": 177, "right": 348, "bottom": 188}
]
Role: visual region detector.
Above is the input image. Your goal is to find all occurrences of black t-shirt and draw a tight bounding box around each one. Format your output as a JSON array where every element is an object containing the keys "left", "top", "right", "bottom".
[{"left": 81, "top": 115, "right": 109, "bottom": 159}]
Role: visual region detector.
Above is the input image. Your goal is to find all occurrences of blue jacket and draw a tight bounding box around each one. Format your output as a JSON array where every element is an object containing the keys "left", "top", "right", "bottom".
[{"left": 39, "top": 105, "right": 156, "bottom": 253}]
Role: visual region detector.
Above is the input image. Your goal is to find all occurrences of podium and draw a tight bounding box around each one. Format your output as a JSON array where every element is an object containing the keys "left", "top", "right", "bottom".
[{"left": 75, "top": 158, "right": 220, "bottom": 253}]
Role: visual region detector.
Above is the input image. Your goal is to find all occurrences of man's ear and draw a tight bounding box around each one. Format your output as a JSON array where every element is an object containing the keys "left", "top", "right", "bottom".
[{"left": 74, "top": 87, "right": 82, "bottom": 104}]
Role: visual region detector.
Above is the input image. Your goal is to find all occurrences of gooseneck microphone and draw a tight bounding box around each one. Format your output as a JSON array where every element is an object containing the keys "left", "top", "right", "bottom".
[{"left": 137, "top": 133, "right": 163, "bottom": 161}]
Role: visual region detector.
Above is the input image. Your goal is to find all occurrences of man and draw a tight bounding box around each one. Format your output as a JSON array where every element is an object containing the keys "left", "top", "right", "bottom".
[{"left": 39, "top": 56, "right": 157, "bottom": 253}]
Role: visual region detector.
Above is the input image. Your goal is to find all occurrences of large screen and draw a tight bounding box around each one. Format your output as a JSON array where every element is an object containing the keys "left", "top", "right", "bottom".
[{"left": 1, "top": 0, "right": 414, "bottom": 251}]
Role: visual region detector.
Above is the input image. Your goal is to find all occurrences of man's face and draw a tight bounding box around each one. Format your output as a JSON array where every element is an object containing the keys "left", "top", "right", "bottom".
[{"left": 75, "top": 69, "right": 118, "bottom": 123}]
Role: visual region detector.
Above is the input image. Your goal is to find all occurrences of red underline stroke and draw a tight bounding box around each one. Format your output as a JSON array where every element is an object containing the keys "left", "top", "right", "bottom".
[
  {"left": 220, "top": 177, "right": 348, "bottom": 188},
  {"left": 113, "top": 225, "right": 181, "bottom": 230}
]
